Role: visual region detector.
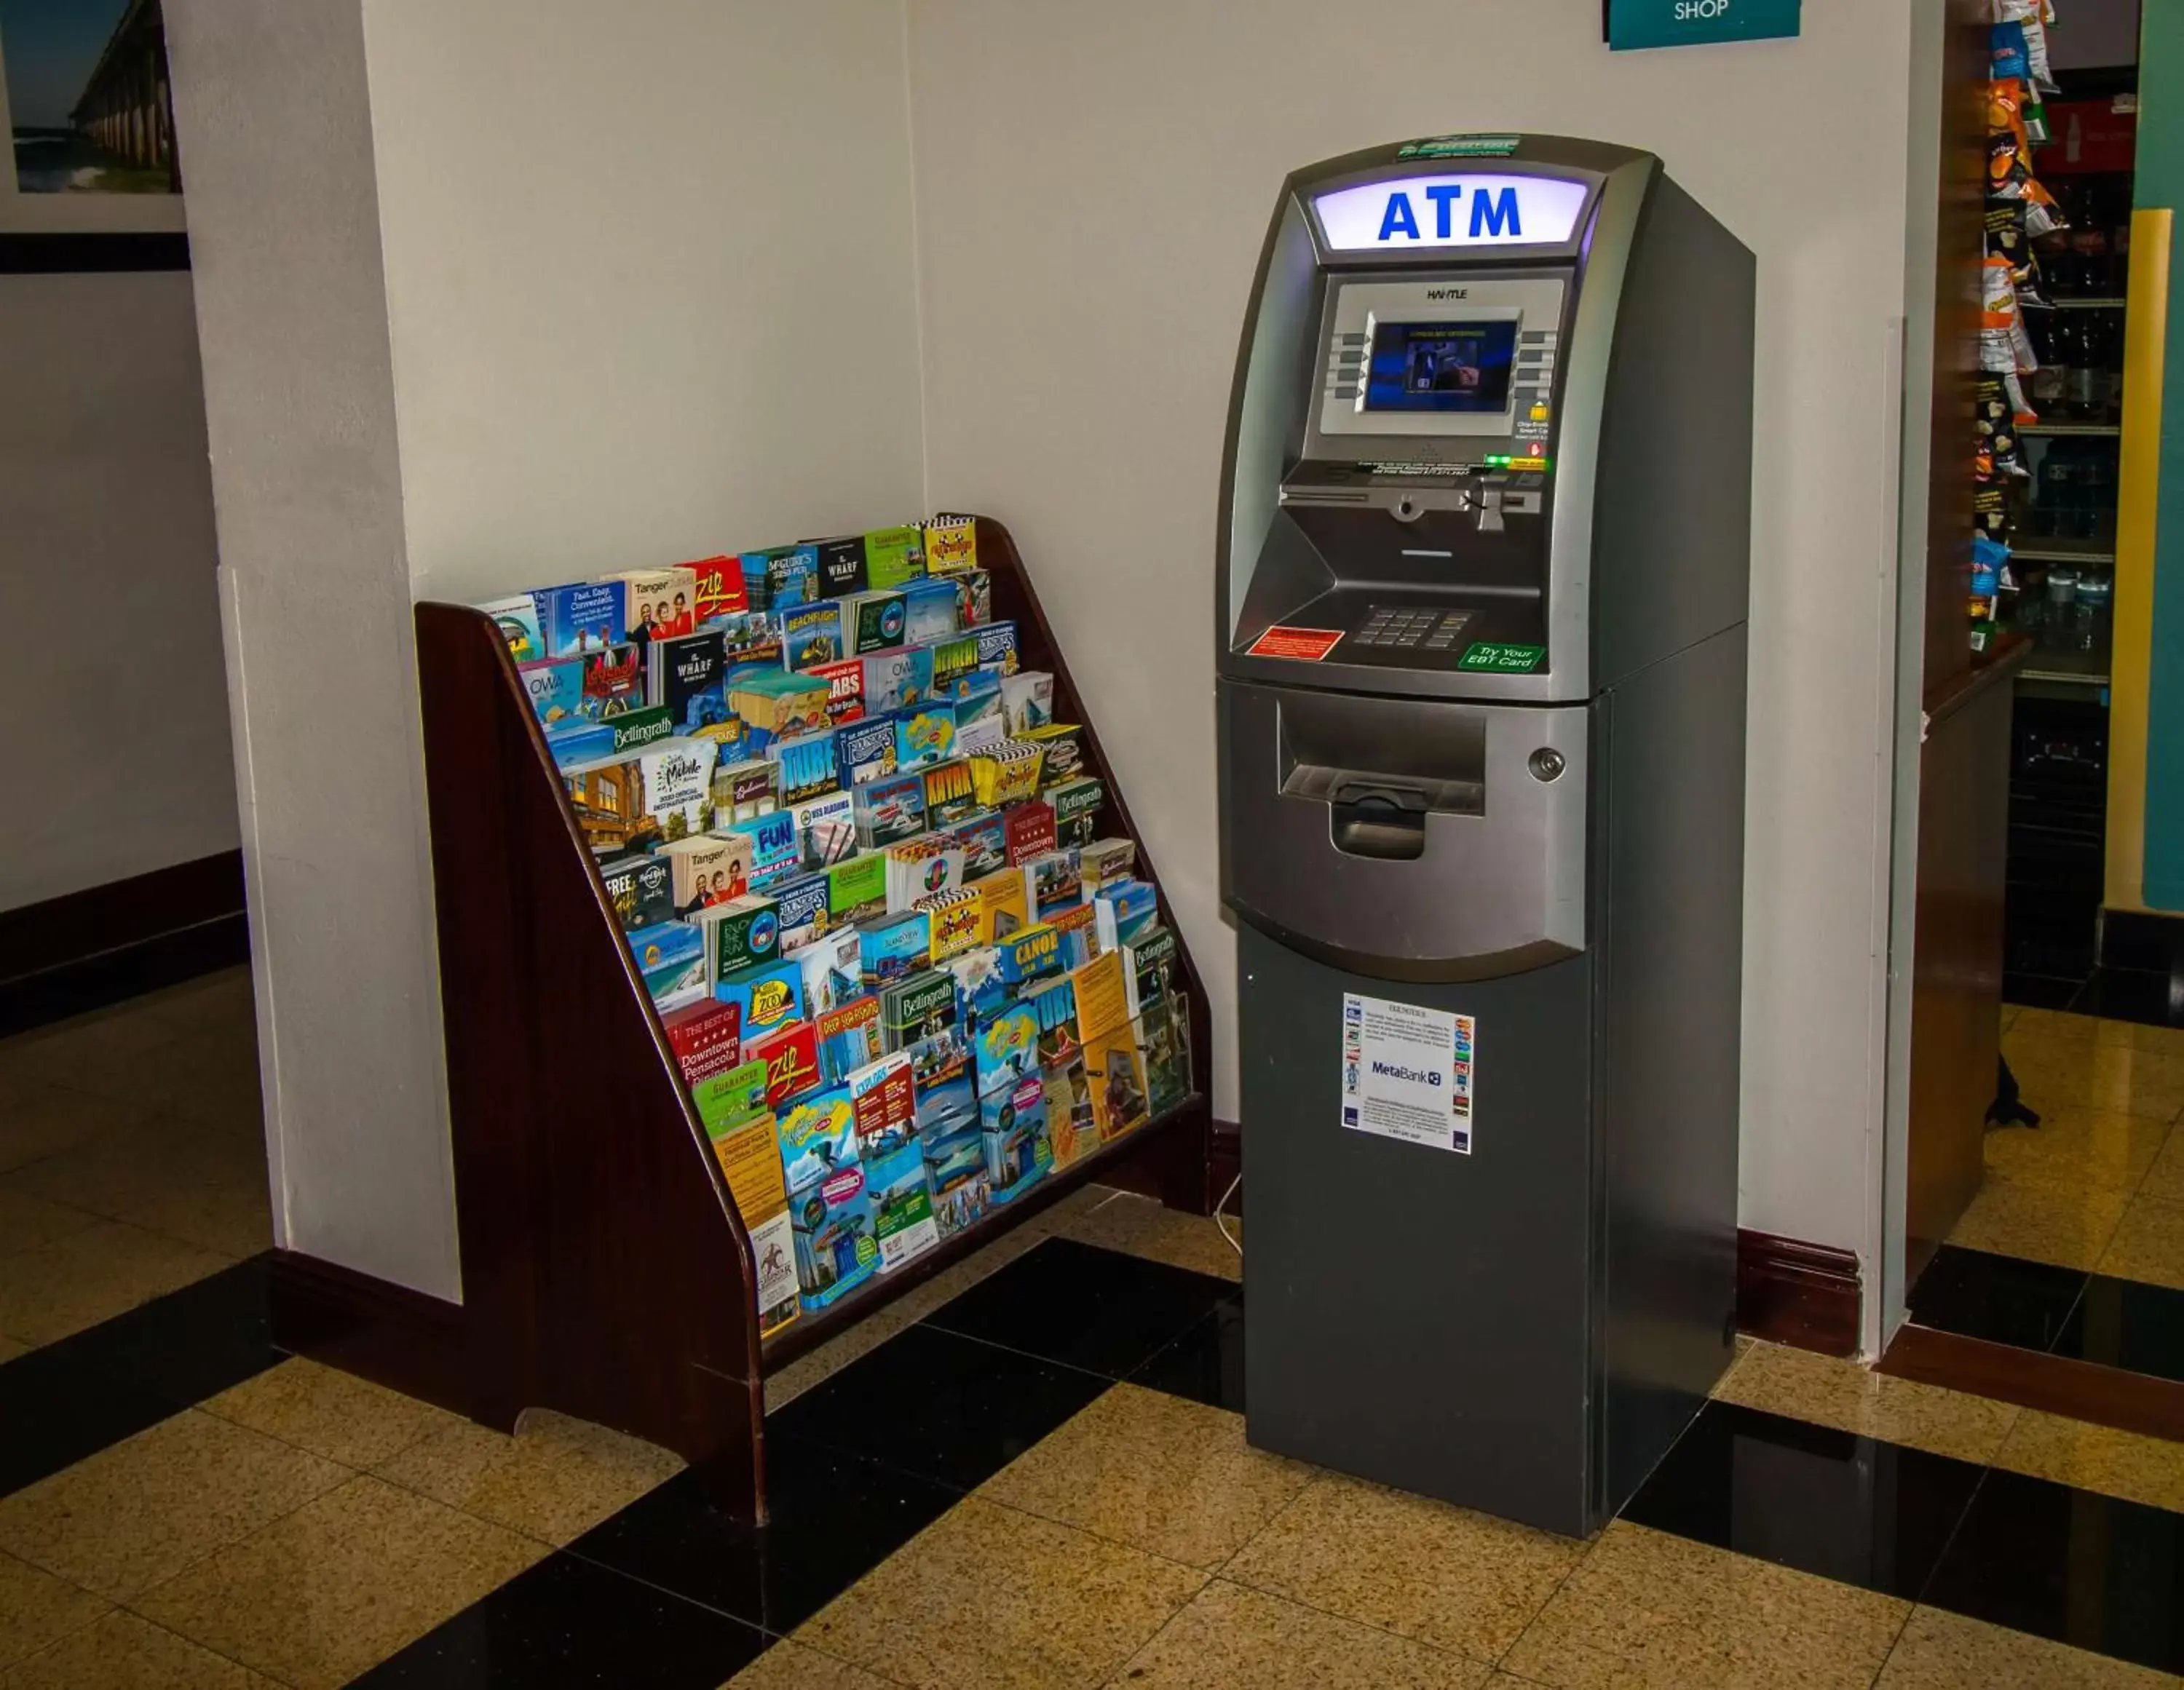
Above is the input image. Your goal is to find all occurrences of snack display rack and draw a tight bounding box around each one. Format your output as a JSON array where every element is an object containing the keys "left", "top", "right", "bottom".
[{"left": 412, "top": 516, "right": 1214, "bottom": 1524}]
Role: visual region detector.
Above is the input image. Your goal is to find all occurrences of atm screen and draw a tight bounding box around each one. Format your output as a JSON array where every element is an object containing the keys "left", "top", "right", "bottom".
[{"left": 1362, "top": 320, "right": 1516, "bottom": 413}]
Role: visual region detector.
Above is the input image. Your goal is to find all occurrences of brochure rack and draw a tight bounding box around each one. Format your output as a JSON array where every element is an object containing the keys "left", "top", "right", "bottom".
[{"left": 413, "top": 516, "right": 1214, "bottom": 1523}]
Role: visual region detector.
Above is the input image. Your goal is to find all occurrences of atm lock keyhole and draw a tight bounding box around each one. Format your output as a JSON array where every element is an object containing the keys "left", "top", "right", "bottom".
[
  {"left": 1329, "top": 782, "right": 1428, "bottom": 862},
  {"left": 1393, "top": 496, "right": 1423, "bottom": 523}
]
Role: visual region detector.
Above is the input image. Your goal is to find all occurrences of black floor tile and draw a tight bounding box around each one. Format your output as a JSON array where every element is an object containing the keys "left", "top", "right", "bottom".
[
  {"left": 0, "top": 1255, "right": 279, "bottom": 1499},
  {"left": 2052, "top": 1273, "right": 2184, "bottom": 1384},
  {"left": 921, "top": 1237, "right": 1234, "bottom": 1378},
  {"left": 1128, "top": 1294, "right": 1245, "bottom": 1413},
  {"left": 1619, "top": 1402, "right": 1985, "bottom": 1600},
  {"left": 0, "top": 1352, "right": 186, "bottom": 1497},
  {"left": 569, "top": 1441, "right": 958, "bottom": 1636},
  {"left": 349, "top": 1551, "right": 765, "bottom": 1687},
  {"left": 1920, "top": 1469, "right": 2184, "bottom": 1674},
  {"left": 2099, "top": 912, "right": 2184, "bottom": 977},
  {"left": 2071, "top": 967, "right": 2184, "bottom": 1029},
  {"left": 1906, "top": 1245, "right": 2088, "bottom": 1354},
  {"left": 2005, "top": 972, "right": 2089, "bottom": 1011},
  {"left": 769, "top": 1322, "right": 1107, "bottom": 1491}
]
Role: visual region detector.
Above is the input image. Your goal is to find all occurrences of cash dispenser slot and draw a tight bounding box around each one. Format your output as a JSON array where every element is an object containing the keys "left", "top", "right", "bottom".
[
  {"left": 1278, "top": 690, "right": 1484, "bottom": 861},
  {"left": 1222, "top": 681, "right": 1586, "bottom": 977}
]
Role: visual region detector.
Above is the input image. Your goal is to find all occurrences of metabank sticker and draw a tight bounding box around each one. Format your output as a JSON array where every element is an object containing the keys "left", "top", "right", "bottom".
[
  {"left": 1246, "top": 625, "right": 1345, "bottom": 662},
  {"left": 1340, "top": 993, "right": 1474, "bottom": 1154}
]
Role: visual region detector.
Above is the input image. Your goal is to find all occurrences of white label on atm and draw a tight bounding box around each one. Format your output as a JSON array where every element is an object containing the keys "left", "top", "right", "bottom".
[
  {"left": 1313, "top": 173, "right": 1589, "bottom": 251},
  {"left": 1340, "top": 993, "right": 1474, "bottom": 1154}
]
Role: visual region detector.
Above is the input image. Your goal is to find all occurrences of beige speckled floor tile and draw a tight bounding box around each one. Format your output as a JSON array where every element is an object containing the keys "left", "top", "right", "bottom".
[
  {"left": 3, "top": 1123, "right": 272, "bottom": 1261},
  {"left": 1875, "top": 1606, "right": 2174, "bottom": 1688},
  {"left": 1054, "top": 1191, "right": 1242, "bottom": 1282},
  {"left": 766, "top": 1225, "right": 1047, "bottom": 1413},
  {"left": 1113, "top": 1578, "right": 1492, "bottom": 1689},
  {"left": 795, "top": 1496, "right": 1203, "bottom": 1689},
  {"left": 0, "top": 1337, "right": 23, "bottom": 1365},
  {"left": 0, "top": 1411, "right": 347, "bottom": 1602},
  {"left": 0, "top": 1220, "right": 234, "bottom": 1346},
  {"left": 1714, "top": 1341, "right": 2018, "bottom": 1464},
  {"left": 1983, "top": 1106, "right": 2175, "bottom": 1197},
  {"left": 1996, "top": 1408, "right": 2184, "bottom": 1513},
  {"left": 978, "top": 1384, "right": 1310, "bottom": 1568},
  {"left": 2141, "top": 1131, "right": 2184, "bottom": 1206},
  {"left": 0, "top": 1190, "right": 100, "bottom": 1259},
  {"left": 0, "top": 1008, "right": 184, "bottom": 1096},
  {"left": 10, "top": 1026, "right": 244, "bottom": 1118},
  {"left": 373, "top": 1408, "right": 683, "bottom": 1545},
  {"left": 0, "top": 1550, "right": 108, "bottom": 1674},
  {"left": 724, "top": 1640, "right": 899, "bottom": 1689},
  {"left": 0, "top": 1087, "right": 142, "bottom": 1178},
  {"left": 130, "top": 1476, "right": 547, "bottom": 1690},
  {"left": 132, "top": 969, "right": 255, "bottom": 1039},
  {"left": 2011, "top": 1042, "right": 2184, "bottom": 1124},
  {"left": 1944, "top": 1174, "right": 2131, "bottom": 1272},
  {"left": 1500, "top": 1521, "right": 1909, "bottom": 1689},
  {"left": 0, "top": 1609, "right": 277, "bottom": 1690},
  {"left": 2001, "top": 1004, "right": 2021, "bottom": 1036},
  {"left": 2012, "top": 1007, "right": 2184, "bottom": 1059},
  {"left": 1221, "top": 1472, "right": 1584, "bottom": 1662},
  {"left": 2099, "top": 1194, "right": 2184, "bottom": 1292},
  {"left": 202, "top": 1358, "right": 463, "bottom": 1470}
]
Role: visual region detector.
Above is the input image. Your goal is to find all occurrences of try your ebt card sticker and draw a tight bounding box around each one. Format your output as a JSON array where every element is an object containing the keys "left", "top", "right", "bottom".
[{"left": 1340, "top": 993, "right": 1475, "bottom": 1155}]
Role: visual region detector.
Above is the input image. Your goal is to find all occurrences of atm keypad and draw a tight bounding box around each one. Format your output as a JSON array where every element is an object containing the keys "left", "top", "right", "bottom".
[{"left": 1353, "top": 607, "right": 1475, "bottom": 651}]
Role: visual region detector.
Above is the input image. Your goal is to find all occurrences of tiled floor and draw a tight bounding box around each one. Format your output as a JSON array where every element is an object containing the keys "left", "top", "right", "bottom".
[
  {"left": 1948, "top": 1007, "right": 2184, "bottom": 1283},
  {"left": 9, "top": 972, "right": 2184, "bottom": 1686}
]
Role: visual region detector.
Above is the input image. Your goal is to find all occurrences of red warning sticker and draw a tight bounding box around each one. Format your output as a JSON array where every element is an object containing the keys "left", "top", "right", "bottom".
[{"left": 1246, "top": 625, "right": 1345, "bottom": 662}]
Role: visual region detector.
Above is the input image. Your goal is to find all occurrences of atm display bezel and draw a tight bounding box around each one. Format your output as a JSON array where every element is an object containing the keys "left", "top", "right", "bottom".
[{"left": 1300, "top": 269, "right": 1575, "bottom": 465}]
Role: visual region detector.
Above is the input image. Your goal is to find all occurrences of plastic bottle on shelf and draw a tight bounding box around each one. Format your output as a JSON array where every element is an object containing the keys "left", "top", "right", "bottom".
[{"left": 2041, "top": 567, "right": 2081, "bottom": 651}]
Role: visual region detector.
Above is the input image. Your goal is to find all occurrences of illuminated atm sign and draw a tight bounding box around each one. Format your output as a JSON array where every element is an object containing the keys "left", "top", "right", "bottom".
[{"left": 1313, "top": 174, "right": 1590, "bottom": 252}]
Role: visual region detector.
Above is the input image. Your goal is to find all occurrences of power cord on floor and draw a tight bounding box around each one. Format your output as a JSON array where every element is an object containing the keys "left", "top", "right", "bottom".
[{"left": 1213, "top": 1171, "right": 1243, "bottom": 1259}]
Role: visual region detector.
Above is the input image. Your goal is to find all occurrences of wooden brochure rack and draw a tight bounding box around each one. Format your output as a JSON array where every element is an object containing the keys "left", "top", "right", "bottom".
[{"left": 413, "top": 516, "right": 1214, "bottom": 1523}]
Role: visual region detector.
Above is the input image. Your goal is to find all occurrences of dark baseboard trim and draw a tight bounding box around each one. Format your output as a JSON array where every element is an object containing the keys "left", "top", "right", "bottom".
[
  {"left": 269, "top": 1250, "right": 472, "bottom": 1420},
  {"left": 2100, "top": 906, "right": 2184, "bottom": 974},
  {"left": 0, "top": 850, "right": 248, "bottom": 1036},
  {"left": 1879, "top": 1320, "right": 2184, "bottom": 1443},
  {"left": 0, "top": 231, "right": 190, "bottom": 274},
  {"left": 1737, "top": 1228, "right": 1861, "bottom": 1357}
]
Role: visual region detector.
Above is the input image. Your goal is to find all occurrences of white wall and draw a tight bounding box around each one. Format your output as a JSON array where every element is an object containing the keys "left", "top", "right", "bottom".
[
  {"left": 0, "top": 274, "right": 235, "bottom": 909},
  {"left": 167, "top": 0, "right": 449, "bottom": 1291},
  {"left": 361, "top": 0, "right": 927, "bottom": 603},
  {"left": 167, "top": 0, "right": 926, "bottom": 1300},
  {"left": 905, "top": 0, "right": 1928, "bottom": 1261}
]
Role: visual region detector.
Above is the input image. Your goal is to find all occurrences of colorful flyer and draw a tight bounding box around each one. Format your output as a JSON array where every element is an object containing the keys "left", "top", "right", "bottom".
[{"left": 1339, "top": 993, "right": 1473, "bottom": 1155}]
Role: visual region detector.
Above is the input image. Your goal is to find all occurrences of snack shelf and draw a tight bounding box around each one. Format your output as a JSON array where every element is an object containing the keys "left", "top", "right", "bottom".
[
  {"left": 2019, "top": 422, "right": 2122, "bottom": 437},
  {"left": 2046, "top": 297, "right": 2129, "bottom": 309},
  {"left": 411, "top": 515, "right": 1216, "bottom": 1525}
]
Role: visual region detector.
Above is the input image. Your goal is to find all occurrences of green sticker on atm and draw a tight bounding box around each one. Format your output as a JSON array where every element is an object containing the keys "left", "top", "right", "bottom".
[
  {"left": 1457, "top": 642, "right": 1546, "bottom": 674},
  {"left": 1396, "top": 135, "right": 1520, "bottom": 160}
]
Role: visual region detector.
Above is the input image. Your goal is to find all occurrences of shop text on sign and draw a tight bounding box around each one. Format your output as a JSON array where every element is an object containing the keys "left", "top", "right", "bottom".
[{"left": 1606, "top": 0, "right": 1800, "bottom": 51}]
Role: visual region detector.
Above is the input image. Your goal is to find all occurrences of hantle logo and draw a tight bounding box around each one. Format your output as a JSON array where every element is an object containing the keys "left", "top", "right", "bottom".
[
  {"left": 1371, "top": 1059, "right": 1443, "bottom": 1086},
  {"left": 1426, "top": 287, "right": 1468, "bottom": 301}
]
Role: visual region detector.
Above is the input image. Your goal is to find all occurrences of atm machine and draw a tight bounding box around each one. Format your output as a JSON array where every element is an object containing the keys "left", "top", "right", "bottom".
[{"left": 1218, "top": 135, "right": 1752, "bottom": 1538}]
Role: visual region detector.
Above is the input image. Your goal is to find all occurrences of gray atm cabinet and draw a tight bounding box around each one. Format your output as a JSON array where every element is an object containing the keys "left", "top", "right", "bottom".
[{"left": 1216, "top": 135, "right": 1752, "bottom": 1538}]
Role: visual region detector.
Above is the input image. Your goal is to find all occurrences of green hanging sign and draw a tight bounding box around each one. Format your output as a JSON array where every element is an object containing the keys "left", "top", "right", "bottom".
[{"left": 1606, "top": 0, "right": 1800, "bottom": 51}]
